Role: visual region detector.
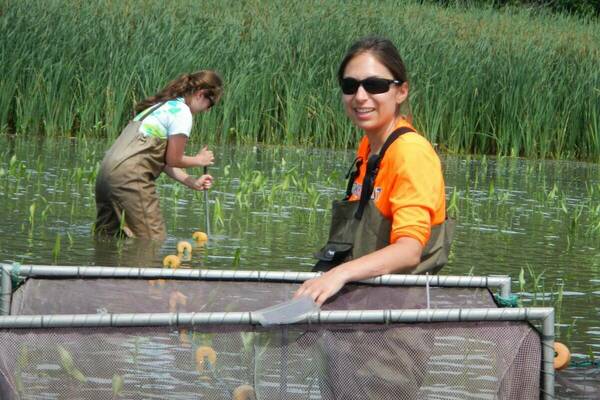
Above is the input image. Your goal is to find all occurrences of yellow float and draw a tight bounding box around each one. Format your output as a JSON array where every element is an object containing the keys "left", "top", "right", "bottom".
[
  {"left": 232, "top": 384, "right": 256, "bottom": 400},
  {"left": 195, "top": 346, "right": 217, "bottom": 372},
  {"left": 179, "top": 328, "right": 191, "bottom": 347},
  {"left": 177, "top": 241, "right": 193, "bottom": 259},
  {"left": 193, "top": 231, "right": 208, "bottom": 243},
  {"left": 162, "top": 255, "right": 181, "bottom": 269},
  {"left": 169, "top": 291, "right": 187, "bottom": 313},
  {"left": 554, "top": 342, "right": 571, "bottom": 370}
]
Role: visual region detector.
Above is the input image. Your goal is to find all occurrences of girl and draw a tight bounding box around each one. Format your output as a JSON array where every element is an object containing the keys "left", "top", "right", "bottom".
[
  {"left": 296, "top": 38, "right": 453, "bottom": 305},
  {"left": 95, "top": 70, "right": 222, "bottom": 240}
]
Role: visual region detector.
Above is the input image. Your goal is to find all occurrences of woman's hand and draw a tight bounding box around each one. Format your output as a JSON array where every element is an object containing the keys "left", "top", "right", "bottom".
[
  {"left": 163, "top": 166, "right": 213, "bottom": 191},
  {"left": 195, "top": 146, "right": 214, "bottom": 167},
  {"left": 294, "top": 268, "right": 349, "bottom": 306},
  {"left": 166, "top": 137, "right": 213, "bottom": 169},
  {"left": 190, "top": 174, "right": 213, "bottom": 191},
  {"left": 294, "top": 238, "right": 424, "bottom": 306}
]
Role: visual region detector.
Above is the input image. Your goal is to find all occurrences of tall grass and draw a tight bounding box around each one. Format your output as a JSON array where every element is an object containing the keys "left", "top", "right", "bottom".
[{"left": 1, "top": 0, "right": 599, "bottom": 160}]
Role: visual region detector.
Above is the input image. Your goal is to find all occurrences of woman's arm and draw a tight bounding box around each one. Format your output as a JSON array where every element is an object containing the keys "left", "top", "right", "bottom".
[
  {"left": 165, "top": 134, "right": 214, "bottom": 168},
  {"left": 294, "top": 237, "right": 422, "bottom": 305},
  {"left": 163, "top": 165, "right": 213, "bottom": 191}
]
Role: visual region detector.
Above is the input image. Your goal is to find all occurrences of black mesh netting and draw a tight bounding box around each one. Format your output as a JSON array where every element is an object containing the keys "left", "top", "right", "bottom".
[
  {"left": 554, "top": 367, "right": 600, "bottom": 399},
  {"left": 0, "top": 278, "right": 546, "bottom": 399}
]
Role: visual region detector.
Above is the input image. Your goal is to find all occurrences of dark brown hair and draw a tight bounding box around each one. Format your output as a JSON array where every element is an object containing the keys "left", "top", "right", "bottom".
[
  {"left": 338, "top": 37, "right": 412, "bottom": 119},
  {"left": 135, "top": 70, "right": 223, "bottom": 113}
]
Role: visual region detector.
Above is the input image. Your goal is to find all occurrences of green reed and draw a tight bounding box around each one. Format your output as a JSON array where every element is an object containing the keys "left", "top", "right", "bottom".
[
  {"left": 1, "top": 0, "right": 599, "bottom": 160},
  {"left": 51, "top": 234, "right": 61, "bottom": 263},
  {"left": 518, "top": 265, "right": 575, "bottom": 343}
]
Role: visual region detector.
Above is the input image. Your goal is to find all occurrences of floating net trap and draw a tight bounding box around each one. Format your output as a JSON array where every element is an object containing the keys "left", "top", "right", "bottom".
[{"left": 0, "top": 264, "right": 558, "bottom": 399}]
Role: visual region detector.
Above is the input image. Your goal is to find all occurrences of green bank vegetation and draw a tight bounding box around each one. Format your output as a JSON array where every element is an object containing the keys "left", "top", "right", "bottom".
[
  {"left": 1, "top": 0, "right": 599, "bottom": 160},
  {"left": 435, "top": 0, "right": 599, "bottom": 17}
]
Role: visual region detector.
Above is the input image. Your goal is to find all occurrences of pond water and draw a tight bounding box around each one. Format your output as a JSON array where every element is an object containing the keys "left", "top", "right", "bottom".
[{"left": 1, "top": 134, "right": 599, "bottom": 363}]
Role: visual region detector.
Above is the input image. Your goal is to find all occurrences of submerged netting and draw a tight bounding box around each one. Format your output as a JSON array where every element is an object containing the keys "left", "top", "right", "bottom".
[
  {"left": 555, "top": 365, "right": 600, "bottom": 399},
  {"left": 1, "top": 279, "right": 541, "bottom": 399}
]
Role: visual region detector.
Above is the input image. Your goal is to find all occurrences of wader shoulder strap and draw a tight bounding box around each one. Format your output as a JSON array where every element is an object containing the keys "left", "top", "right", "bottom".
[
  {"left": 344, "top": 157, "right": 363, "bottom": 200},
  {"left": 355, "top": 126, "right": 415, "bottom": 220},
  {"left": 136, "top": 102, "right": 165, "bottom": 122}
]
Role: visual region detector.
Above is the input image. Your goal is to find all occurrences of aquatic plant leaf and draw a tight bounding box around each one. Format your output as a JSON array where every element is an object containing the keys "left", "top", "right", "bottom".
[
  {"left": 52, "top": 234, "right": 61, "bottom": 262},
  {"left": 69, "top": 368, "right": 87, "bottom": 383},
  {"left": 112, "top": 374, "right": 124, "bottom": 396},
  {"left": 14, "top": 366, "right": 24, "bottom": 394},
  {"left": 519, "top": 268, "right": 525, "bottom": 293},
  {"left": 57, "top": 346, "right": 87, "bottom": 383},
  {"left": 240, "top": 331, "right": 255, "bottom": 355},
  {"left": 17, "top": 346, "right": 29, "bottom": 369}
]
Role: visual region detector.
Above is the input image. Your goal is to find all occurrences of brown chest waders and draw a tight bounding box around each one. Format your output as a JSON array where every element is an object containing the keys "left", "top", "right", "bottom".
[
  {"left": 313, "top": 127, "right": 455, "bottom": 274},
  {"left": 95, "top": 103, "right": 169, "bottom": 240}
]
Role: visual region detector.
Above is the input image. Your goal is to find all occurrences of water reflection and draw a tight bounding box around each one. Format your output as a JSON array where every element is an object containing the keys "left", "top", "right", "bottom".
[
  {"left": 92, "top": 237, "right": 165, "bottom": 268},
  {"left": 0, "top": 136, "right": 599, "bottom": 359}
]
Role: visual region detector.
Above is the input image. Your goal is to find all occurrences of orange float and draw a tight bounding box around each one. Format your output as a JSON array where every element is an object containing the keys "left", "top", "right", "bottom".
[
  {"left": 195, "top": 346, "right": 217, "bottom": 372},
  {"left": 554, "top": 342, "right": 571, "bottom": 370}
]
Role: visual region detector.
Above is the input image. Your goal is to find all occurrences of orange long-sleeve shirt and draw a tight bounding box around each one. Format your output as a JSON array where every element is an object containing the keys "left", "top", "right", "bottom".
[{"left": 348, "top": 118, "right": 446, "bottom": 246}]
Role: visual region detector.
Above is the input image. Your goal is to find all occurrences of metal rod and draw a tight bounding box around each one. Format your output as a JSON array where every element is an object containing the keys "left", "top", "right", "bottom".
[
  {"left": 489, "top": 275, "right": 513, "bottom": 298},
  {"left": 0, "top": 264, "right": 511, "bottom": 295},
  {"left": 0, "top": 312, "right": 249, "bottom": 328},
  {"left": 0, "top": 266, "right": 11, "bottom": 316},
  {"left": 0, "top": 307, "right": 553, "bottom": 328},
  {"left": 541, "top": 310, "right": 555, "bottom": 400},
  {"left": 425, "top": 273, "right": 430, "bottom": 309},
  {"left": 203, "top": 166, "right": 210, "bottom": 237}
]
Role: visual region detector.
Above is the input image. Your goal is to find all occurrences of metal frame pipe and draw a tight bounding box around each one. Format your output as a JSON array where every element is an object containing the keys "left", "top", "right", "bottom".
[
  {"left": 0, "top": 312, "right": 250, "bottom": 328},
  {"left": 0, "top": 264, "right": 511, "bottom": 296},
  {"left": 541, "top": 309, "right": 555, "bottom": 400},
  {"left": 0, "top": 267, "right": 11, "bottom": 316},
  {"left": 0, "top": 306, "right": 554, "bottom": 398},
  {"left": 0, "top": 307, "right": 553, "bottom": 328}
]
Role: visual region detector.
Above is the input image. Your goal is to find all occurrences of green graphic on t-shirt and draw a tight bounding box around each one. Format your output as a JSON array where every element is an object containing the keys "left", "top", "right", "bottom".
[
  {"left": 135, "top": 98, "right": 190, "bottom": 140},
  {"left": 143, "top": 124, "right": 165, "bottom": 139}
]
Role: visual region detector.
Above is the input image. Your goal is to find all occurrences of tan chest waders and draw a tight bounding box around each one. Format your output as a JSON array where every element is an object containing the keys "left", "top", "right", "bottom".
[
  {"left": 313, "top": 127, "right": 455, "bottom": 273},
  {"left": 95, "top": 103, "right": 169, "bottom": 240}
]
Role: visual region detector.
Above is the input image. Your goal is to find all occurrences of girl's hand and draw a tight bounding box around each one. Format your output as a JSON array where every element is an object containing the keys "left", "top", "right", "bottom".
[
  {"left": 196, "top": 146, "right": 214, "bottom": 167},
  {"left": 190, "top": 174, "right": 213, "bottom": 191},
  {"left": 293, "top": 268, "right": 348, "bottom": 306}
]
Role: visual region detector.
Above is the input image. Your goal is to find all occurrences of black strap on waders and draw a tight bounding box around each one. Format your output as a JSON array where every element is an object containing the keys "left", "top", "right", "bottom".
[
  {"left": 344, "top": 157, "right": 363, "bottom": 200},
  {"left": 353, "top": 126, "right": 415, "bottom": 220}
]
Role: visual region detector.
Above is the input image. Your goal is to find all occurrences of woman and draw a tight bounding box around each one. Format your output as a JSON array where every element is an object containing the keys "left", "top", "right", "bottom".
[
  {"left": 95, "top": 70, "right": 222, "bottom": 240},
  {"left": 296, "top": 38, "right": 453, "bottom": 306}
]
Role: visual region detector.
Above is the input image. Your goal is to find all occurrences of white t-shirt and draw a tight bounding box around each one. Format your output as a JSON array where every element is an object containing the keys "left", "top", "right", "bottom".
[{"left": 134, "top": 98, "right": 192, "bottom": 139}]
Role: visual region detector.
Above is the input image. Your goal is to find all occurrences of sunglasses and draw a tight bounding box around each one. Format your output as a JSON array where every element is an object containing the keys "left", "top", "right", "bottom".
[
  {"left": 206, "top": 94, "right": 215, "bottom": 109},
  {"left": 340, "top": 77, "right": 401, "bottom": 95}
]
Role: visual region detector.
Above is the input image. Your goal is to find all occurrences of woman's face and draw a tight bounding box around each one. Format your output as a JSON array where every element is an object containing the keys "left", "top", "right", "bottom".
[
  {"left": 187, "top": 90, "right": 215, "bottom": 114},
  {"left": 341, "top": 52, "right": 408, "bottom": 135}
]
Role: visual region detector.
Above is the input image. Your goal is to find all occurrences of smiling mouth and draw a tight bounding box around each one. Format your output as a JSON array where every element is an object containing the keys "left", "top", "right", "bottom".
[{"left": 354, "top": 107, "right": 375, "bottom": 114}]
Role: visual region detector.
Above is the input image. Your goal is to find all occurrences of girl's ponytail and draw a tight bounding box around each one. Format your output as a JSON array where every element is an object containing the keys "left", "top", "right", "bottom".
[{"left": 135, "top": 70, "right": 223, "bottom": 114}]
